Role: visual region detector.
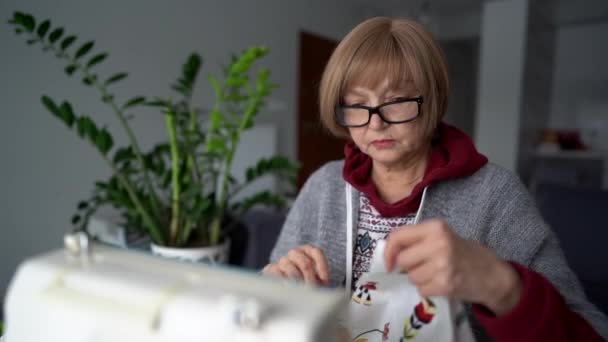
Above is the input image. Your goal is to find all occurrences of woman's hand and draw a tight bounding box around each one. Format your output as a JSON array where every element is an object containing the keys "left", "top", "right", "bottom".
[
  {"left": 384, "top": 219, "right": 523, "bottom": 315},
  {"left": 262, "top": 244, "right": 330, "bottom": 286}
]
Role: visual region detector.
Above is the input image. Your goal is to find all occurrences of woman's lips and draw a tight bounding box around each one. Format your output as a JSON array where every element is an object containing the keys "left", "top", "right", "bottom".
[{"left": 371, "top": 139, "right": 395, "bottom": 148}]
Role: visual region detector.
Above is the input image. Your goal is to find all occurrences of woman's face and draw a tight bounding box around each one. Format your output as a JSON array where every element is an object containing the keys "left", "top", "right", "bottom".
[{"left": 344, "top": 78, "right": 427, "bottom": 168}]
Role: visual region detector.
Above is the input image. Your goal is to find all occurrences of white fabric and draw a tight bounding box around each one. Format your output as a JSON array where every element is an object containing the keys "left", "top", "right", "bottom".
[{"left": 345, "top": 184, "right": 475, "bottom": 342}]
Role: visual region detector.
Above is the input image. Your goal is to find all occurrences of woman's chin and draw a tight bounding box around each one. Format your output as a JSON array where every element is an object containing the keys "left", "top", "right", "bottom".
[{"left": 368, "top": 151, "right": 404, "bottom": 165}]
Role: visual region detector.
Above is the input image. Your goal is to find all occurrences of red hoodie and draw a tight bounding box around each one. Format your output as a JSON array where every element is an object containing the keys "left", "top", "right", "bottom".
[{"left": 342, "top": 123, "right": 603, "bottom": 341}]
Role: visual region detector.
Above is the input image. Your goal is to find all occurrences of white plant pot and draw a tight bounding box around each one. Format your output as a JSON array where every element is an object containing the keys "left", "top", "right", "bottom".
[{"left": 150, "top": 239, "right": 230, "bottom": 263}]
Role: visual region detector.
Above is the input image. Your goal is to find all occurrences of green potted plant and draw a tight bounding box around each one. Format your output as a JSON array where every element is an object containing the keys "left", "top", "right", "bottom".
[{"left": 8, "top": 11, "right": 298, "bottom": 262}]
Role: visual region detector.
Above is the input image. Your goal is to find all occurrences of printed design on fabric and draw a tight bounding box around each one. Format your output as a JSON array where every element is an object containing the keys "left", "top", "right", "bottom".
[
  {"left": 401, "top": 298, "right": 437, "bottom": 341},
  {"left": 353, "top": 194, "right": 416, "bottom": 290},
  {"left": 352, "top": 322, "right": 390, "bottom": 342},
  {"left": 358, "top": 231, "right": 376, "bottom": 255},
  {"left": 352, "top": 281, "right": 378, "bottom": 306}
]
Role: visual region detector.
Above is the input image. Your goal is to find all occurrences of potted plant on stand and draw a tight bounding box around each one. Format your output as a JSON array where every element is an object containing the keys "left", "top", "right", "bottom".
[{"left": 8, "top": 11, "right": 298, "bottom": 263}]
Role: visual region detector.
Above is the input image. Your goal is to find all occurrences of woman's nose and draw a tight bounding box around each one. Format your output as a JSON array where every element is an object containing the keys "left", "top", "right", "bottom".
[{"left": 368, "top": 111, "right": 386, "bottom": 130}]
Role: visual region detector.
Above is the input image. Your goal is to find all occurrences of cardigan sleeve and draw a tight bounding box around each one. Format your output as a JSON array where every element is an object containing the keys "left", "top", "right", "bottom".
[
  {"left": 479, "top": 171, "right": 608, "bottom": 340},
  {"left": 472, "top": 260, "right": 605, "bottom": 341},
  {"left": 268, "top": 164, "right": 327, "bottom": 264}
]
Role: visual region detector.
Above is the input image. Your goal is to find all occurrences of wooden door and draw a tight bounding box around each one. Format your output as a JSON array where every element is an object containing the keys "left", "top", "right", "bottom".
[{"left": 297, "top": 31, "right": 343, "bottom": 188}]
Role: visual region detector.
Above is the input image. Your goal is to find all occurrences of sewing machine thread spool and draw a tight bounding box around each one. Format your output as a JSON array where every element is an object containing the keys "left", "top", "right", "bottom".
[{"left": 219, "top": 295, "right": 265, "bottom": 330}]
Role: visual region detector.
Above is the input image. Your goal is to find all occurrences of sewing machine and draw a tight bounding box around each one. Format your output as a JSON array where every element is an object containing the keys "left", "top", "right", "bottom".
[{"left": 2, "top": 232, "right": 346, "bottom": 342}]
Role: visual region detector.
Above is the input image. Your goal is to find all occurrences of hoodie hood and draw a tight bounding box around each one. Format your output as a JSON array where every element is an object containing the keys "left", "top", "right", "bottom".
[{"left": 343, "top": 123, "right": 488, "bottom": 217}]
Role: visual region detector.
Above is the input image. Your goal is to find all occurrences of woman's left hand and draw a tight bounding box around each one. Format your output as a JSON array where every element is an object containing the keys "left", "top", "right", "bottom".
[{"left": 384, "top": 219, "right": 523, "bottom": 315}]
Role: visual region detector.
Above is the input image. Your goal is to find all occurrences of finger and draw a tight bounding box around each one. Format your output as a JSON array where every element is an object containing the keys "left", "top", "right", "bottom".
[
  {"left": 266, "top": 263, "right": 293, "bottom": 279},
  {"left": 262, "top": 263, "right": 280, "bottom": 277},
  {"left": 417, "top": 282, "right": 443, "bottom": 298},
  {"left": 407, "top": 262, "right": 437, "bottom": 286},
  {"left": 394, "top": 240, "right": 436, "bottom": 273},
  {"left": 416, "top": 268, "right": 456, "bottom": 298},
  {"left": 299, "top": 245, "right": 330, "bottom": 284},
  {"left": 417, "top": 280, "right": 452, "bottom": 298},
  {"left": 287, "top": 249, "right": 319, "bottom": 284},
  {"left": 278, "top": 257, "right": 303, "bottom": 280},
  {"left": 384, "top": 225, "right": 428, "bottom": 272}
]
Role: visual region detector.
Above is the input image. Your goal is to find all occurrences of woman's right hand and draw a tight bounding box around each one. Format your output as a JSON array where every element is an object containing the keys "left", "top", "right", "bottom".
[{"left": 262, "top": 244, "right": 330, "bottom": 286}]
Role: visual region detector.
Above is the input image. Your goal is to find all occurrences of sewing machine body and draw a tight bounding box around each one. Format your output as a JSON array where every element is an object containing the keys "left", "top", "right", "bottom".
[{"left": 3, "top": 243, "right": 345, "bottom": 342}]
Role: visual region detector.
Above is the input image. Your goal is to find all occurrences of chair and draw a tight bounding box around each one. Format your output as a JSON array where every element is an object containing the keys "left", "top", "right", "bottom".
[{"left": 536, "top": 183, "right": 608, "bottom": 315}]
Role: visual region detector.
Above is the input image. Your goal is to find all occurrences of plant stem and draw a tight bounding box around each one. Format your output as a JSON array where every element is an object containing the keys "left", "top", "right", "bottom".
[
  {"left": 101, "top": 154, "right": 165, "bottom": 245},
  {"left": 187, "top": 109, "right": 201, "bottom": 182},
  {"left": 165, "top": 110, "right": 181, "bottom": 246},
  {"left": 180, "top": 220, "right": 195, "bottom": 246},
  {"left": 209, "top": 99, "right": 258, "bottom": 245},
  {"left": 94, "top": 82, "right": 163, "bottom": 216}
]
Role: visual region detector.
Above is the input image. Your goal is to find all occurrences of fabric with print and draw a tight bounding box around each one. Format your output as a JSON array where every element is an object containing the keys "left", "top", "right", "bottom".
[{"left": 348, "top": 240, "right": 475, "bottom": 342}]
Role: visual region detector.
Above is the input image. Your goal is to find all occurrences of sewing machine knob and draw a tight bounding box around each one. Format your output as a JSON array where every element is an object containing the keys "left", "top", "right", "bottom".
[
  {"left": 221, "top": 296, "right": 265, "bottom": 330},
  {"left": 64, "top": 230, "right": 91, "bottom": 258}
]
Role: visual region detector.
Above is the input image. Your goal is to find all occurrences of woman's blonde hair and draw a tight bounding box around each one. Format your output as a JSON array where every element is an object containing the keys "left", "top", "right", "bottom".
[{"left": 319, "top": 17, "right": 449, "bottom": 139}]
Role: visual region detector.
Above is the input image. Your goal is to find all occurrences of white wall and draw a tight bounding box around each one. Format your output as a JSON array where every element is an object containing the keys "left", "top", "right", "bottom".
[
  {"left": 0, "top": 0, "right": 362, "bottom": 298},
  {"left": 474, "top": 0, "right": 529, "bottom": 172},
  {"left": 550, "top": 22, "right": 608, "bottom": 151}
]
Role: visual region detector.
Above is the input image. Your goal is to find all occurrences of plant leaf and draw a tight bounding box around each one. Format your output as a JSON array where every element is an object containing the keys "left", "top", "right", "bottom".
[
  {"left": 48, "top": 27, "right": 64, "bottom": 44},
  {"left": 83, "top": 75, "right": 97, "bottom": 86},
  {"left": 76, "top": 116, "right": 96, "bottom": 139},
  {"left": 9, "top": 11, "right": 25, "bottom": 25},
  {"left": 209, "top": 109, "right": 222, "bottom": 132},
  {"left": 22, "top": 14, "right": 35, "bottom": 32},
  {"left": 49, "top": 27, "right": 63, "bottom": 44},
  {"left": 37, "top": 20, "right": 50, "bottom": 38},
  {"left": 207, "top": 136, "right": 226, "bottom": 153},
  {"left": 41, "top": 96, "right": 60, "bottom": 115},
  {"left": 61, "top": 35, "right": 76, "bottom": 50},
  {"left": 96, "top": 129, "right": 114, "bottom": 155},
  {"left": 75, "top": 41, "right": 94, "bottom": 59},
  {"left": 172, "top": 53, "right": 202, "bottom": 97},
  {"left": 83, "top": 118, "right": 99, "bottom": 144},
  {"left": 105, "top": 72, "right": 127, "bottom": 86},
  {"left": 87, "top": 53, "right": 107, "bottom": 68},
  {"left": 113, "top": 146, "right": 135, "bottom": 164},
  {"left": 227, "top": 76, "right": 247, "bottom": 87},
  {"left": 82, "top": 75, "right": 97, "bottom": 86},
  {"left": 65, "top": 64, "right": 78, "bottom": 75},
  {"left": 71, "top": 214, "right": 81, "bottom": 225},
  {"left": 123, "top": 96, "right": 146, "bottom": 109},
  {"left": 58, "top": 101, "right": 76, "bottom": 128},
  {"left": 145, "top": 98, "right": 171, "bottom": 108},
  {"left": 185, "top": 53, "right": 202, "bottom": 83},
  {"left": 94, "top": 181, "right": 108, "bottom": 190}
]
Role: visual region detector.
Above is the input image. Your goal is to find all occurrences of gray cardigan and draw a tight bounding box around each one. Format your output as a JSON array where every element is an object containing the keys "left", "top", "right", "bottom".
[{"left": 270, "top": 160, "right": 608, "bottom": 339}]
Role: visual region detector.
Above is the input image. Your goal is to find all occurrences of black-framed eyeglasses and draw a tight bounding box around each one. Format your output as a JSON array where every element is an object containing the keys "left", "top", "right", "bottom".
[{"left": 336, "top": 96, "right": 423, "bottom": 127}]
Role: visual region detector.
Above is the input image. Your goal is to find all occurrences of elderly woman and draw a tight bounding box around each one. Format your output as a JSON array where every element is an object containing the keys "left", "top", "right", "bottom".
[{"left": 263, "top": 17, "right": 607, "bottom": 341}]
